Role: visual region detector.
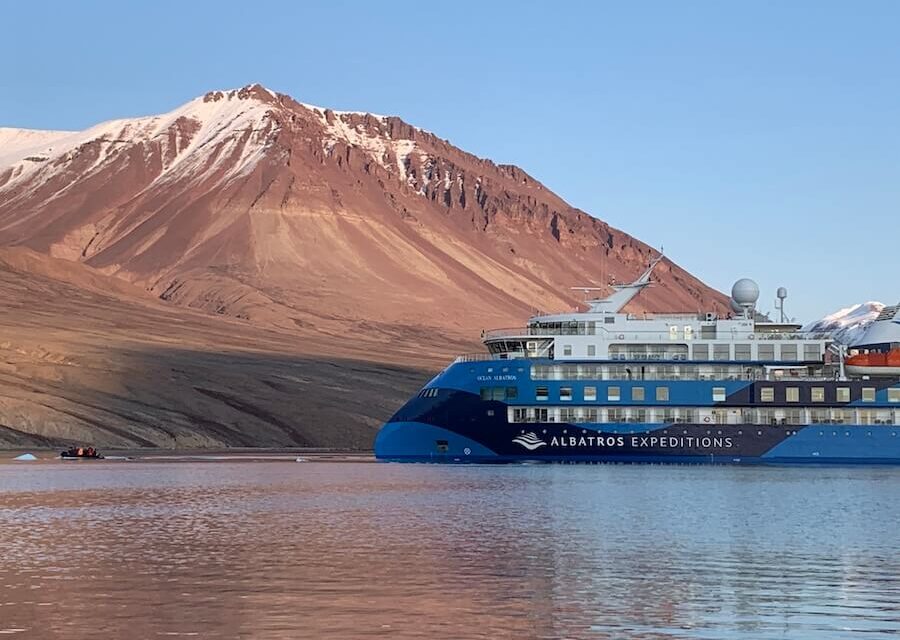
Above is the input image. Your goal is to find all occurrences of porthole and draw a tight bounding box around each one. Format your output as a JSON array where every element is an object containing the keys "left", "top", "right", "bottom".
[
  {"left": 845, "top": 431, "right": 851, "bottom": 437},
  {"left": 867, "top": 431, "right": 872, "bottom": 437},
  {"left": 663, "top": 431, "right": 668, "bottom": 435},
  {"left": 486, "top": 410, "right": 494, "bottom": 416},
  {"left": 819, "top": 431, "right": 824, "bottom": 436},
  {"left": 542, "top": 430, "right": 547, "bottom": 434},
  {"left": 683, "top": 430, "right": 688, "bottom": 435},
  {"left": 706, "top": 430, "right": 711, "bottom": 435},
  {"left": 717, "top": 430, "right": 722, "bottom": 435},
  {"left": 582, "top": 429, "right": 587, "bottom": 434},
  {"left": 487, "top": 367, "right": 494, "bottom": 373},
  {"left": 738, "top": 430, "right": 743, "bottom": 435},
  {"left": 832, "top": 431, "right": 837, "bottom": 436},
  {"left": 563, "top": 429, "right": 567, "bottom": 434},
  {"left": 757, "top": 431, "right": 762, "bottom": 436}
]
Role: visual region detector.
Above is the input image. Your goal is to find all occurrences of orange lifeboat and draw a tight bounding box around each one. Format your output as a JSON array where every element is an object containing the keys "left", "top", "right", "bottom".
[{"left": 845, "top": 348, "right": 900, "bottom": 376}]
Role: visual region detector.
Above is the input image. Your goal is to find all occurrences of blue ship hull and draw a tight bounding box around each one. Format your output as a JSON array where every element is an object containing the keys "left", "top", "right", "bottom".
[{"left": 375, "top": 359, "right": 900, "bottom": 464}]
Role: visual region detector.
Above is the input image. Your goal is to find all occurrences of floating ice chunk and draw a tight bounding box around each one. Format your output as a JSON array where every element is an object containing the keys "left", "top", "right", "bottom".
[{"left": 13, "top": 453, "right": 37, "bottom": 461}]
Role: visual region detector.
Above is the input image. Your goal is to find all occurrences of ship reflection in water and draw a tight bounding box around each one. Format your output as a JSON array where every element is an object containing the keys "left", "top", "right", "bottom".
[{"left": 1, "top": 462, "right": 899, "bottom": 639}]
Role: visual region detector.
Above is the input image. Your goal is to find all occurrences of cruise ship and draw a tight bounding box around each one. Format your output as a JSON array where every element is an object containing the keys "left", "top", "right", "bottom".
[{"left": 375, "top": 255, "right": 900, "bottom": 464}]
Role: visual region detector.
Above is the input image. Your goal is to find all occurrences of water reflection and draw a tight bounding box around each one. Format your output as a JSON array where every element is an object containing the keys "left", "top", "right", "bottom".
[{"left": 1, "top": 462, "right": 899, "bottom": 638}]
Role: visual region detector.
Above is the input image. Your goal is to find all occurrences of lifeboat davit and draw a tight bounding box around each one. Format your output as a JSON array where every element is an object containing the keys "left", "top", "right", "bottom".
[{"left": 845, "top": 348, "right": 900, "bottom": 376}]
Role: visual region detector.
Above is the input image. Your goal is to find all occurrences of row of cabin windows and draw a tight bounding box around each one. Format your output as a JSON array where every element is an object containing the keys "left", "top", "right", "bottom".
[
  {"left": 534, "top": 386, "right": 898, "bottom": 404},
  {"left": 509, "top": 406, "right": 900, "bottom": 426},
  {"left": 559, "top": 342, "right": 822, "bottom": 361},
  {"left": 537, "top": 385, "right": 704, "bottom": 403},
  {"left": 532, "top": 363, "right": 766, "bottom": 381}
]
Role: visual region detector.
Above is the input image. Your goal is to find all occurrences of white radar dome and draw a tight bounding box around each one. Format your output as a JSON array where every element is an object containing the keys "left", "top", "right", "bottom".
[
  {"left": 729, "top": 298, "right": 744, "bottom": 314},
  {"left": 731, "top": 278, "right": 760, "bottom": 306}
]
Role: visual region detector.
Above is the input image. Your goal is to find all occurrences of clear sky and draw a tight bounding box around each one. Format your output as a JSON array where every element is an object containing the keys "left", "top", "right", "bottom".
[{"left": 2, "top": 0, "right": 897, "bottom": 322}]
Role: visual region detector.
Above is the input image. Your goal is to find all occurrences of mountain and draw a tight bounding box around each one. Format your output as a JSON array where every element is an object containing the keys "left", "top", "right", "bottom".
[
  {"left": 803, "top": 302, "right": 885, "bottom": 345},
  {"left": 0, "top": 84, "right": 727, "bottom": 345}
]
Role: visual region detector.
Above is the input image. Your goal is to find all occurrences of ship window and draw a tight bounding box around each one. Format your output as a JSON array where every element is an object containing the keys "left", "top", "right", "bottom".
[
  {"left": 735, "top": 344, "right": 751, "bottom": 360},
  {"left": 587, "top": 345, "right": 596, "bottom": 357},
  {"left": 693, "top": 344, "right": 709, "bottom": 360},
  {"left": 608, "top": 387, "right": 621, "bottom": 402},
  {"left": 889, "top": 389, "right": 900, "bottom": 403},
  {"left": 837, "top": 387, "right": 851, "bottom": 402},
  {"left": 781, "top": 344, "right": 798, "bottom": 361},
  {"left": 811, "top": 387, "right": 825, "bottom": 402},
  {"left": 804, "top": 344, "right": 820, "bottom": 360},
  {"left": 584, "top": 386, "right": 597, "bottom": 401},
  {"left": 491, "top": 388, "right": 506, "bottom": 401},
  {"left": 506, "top": 387, "right": 518, "bottom": 400},
  {"left": 758, "top": 344, "right": 775, "bottom": 360},
  {"left": 862, "top": 387, "right": 876, "bottom": 402},
  {"left": 480, "top": 387, "right": 491, "bottom": 400},
  {"left": 536, "top": 387, "right": 548, "bottom": 401},
  {"left": 563, "top": 345, "right": 572, "bottom": 356},
  {"left": 713, "top": 344, "right": 730, "bottom": 361},
  {"left": 760, "top": 387, "right": 775, "bottom": 402},
  {"left": 632, "top": 387, "right": 645, "bottom": 401},
  {"left": 656, "top": 386, "right": 669, "bottom": 402},
  {"left": 712, "top": 387, "right": 727, "bottom": 402},
  {"left": 604, "top": 316, "right": 615, "bottom": 324},
  {"left": 786, "top": 387, "right": 800, "bottom": 403},
  {"left": 560, "top": 387, "right": 573, "bottom": 401}
]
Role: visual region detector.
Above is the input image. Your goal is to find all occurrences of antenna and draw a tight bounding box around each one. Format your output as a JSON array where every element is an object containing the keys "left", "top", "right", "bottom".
[{"left": 776, "top": 287, "right": 788, "bottom": 323}]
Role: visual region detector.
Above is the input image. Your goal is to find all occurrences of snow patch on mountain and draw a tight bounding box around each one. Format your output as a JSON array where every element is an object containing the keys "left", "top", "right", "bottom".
[
  {"left": 0, "top": 87, "right": 280, "bottom": 198},
  {"left": 803, "top": 301, "right": 885, "bottom": 344}
]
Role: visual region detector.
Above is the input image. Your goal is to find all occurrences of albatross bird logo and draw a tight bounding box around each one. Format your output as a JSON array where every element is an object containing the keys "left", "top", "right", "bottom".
[{"left": 512, "top": 432, "right": 547, "bottom": 451}]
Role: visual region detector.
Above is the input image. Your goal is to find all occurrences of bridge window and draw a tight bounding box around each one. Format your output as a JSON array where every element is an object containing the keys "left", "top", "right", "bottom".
[
  {"left": 693, "top": 344, "right": 709, "bottom": 360},
  {"left": 781, "top": 344, "right": 798, "bottom": 361},
  {"left": 712, "top": 387, "right": 727, "bottom": 402},
  {"left": 760, "top": 387, "right": 775, "bottom": 402},
  {"left": 837, "top": 387, "right": 851, "bottom": 402},
  {"left": 536, "top": 386, "right": 548, "bottom": 401},
  {"left": 786, "top": 387, "right": 800, "bottom": 403},
  {"left": 506, "top": 387, "right": 518, "bottom": 400},
  {"left": 608, "top": 387, "right": 621, "bottom": 402},
  {"left": 563, "top": 345, "right": 572, "bottom": 356},
  {"left": 862, "top": 387, "right": 876, "bottom": 402},
  {"left": 656, "top": 386, "right": 670, "bottom": 402},
  {"left": 811, "top": 387, "right": 825, "bottom": 402},
  {"left": 587, "top": 345, "right": 596, "bottom": 357},
  {"left": 584, "top": 386, "right": 597, "bottom": 401},
  {"left": 804, "top": 344, "right": 820, "bottom": 360},
  {"left": 560, "top": 387, "right": 573, "bottom": 401},
  {"left": 735, "top": 344, "right": 751, "bottom": 360},
  {"left": 889, "top": 389, "right": 900, "bottom": 403},
  {"left": 713, "top": 344, "right": 730, "bottom": 361},
  {"left": 632, "top": 387, "right": 645, "bottom": 402},
  {"left": 758, "top": 344, "right": 775, "bottom": 360}
]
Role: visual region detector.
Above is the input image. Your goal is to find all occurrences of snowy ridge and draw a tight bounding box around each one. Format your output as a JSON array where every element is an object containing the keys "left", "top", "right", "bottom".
[
  {"left": 802, "top": 301, "right": 885, "bottom": 345},
  {"left": 0, "top": 87, "right": 280, "bottom": 200}
]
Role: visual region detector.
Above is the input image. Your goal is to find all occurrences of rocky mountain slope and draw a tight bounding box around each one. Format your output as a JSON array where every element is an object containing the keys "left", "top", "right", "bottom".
[{"left": 0, "top": 85, "right": 727, "bottom": 345}]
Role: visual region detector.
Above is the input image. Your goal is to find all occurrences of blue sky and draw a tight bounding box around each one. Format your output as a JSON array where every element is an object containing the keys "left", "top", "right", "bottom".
[{"left": 2, "top": 0, "right": 897, "bottom": 322}]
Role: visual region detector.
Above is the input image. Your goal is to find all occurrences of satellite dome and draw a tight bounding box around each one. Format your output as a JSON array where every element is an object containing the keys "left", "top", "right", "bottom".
[
  {"left": 729, "top": 298, "right": 744, "bottom": 314},
  {"left": 777, "top": 287, "right": 788, "bottom": 300},
  {"left": 731, "top": 278, "right": 760, "bottom": 305}
]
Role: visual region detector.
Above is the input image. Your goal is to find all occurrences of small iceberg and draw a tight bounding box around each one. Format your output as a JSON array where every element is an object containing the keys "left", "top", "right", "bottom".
[
  {"left": 13, "top": 453, "right": 37, "bottom": 461},
  {"left": 295, "top": 457, "right": 308, "bottom": 463}
]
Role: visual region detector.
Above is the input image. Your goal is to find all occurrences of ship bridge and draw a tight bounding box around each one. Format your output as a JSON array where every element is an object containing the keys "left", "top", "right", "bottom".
[{"left": 481, "top": 255, "right": 832, "bottom": 370}]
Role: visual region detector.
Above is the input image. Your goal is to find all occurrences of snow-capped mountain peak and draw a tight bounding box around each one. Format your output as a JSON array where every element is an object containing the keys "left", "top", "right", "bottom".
[{"left": 803, "top": 301, "right": 885, "bottom": 344}]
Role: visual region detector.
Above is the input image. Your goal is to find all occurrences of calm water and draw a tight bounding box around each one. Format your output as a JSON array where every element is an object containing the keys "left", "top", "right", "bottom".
[{"left": 1, "top": 460, "right": 899, "bottom": 639}]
